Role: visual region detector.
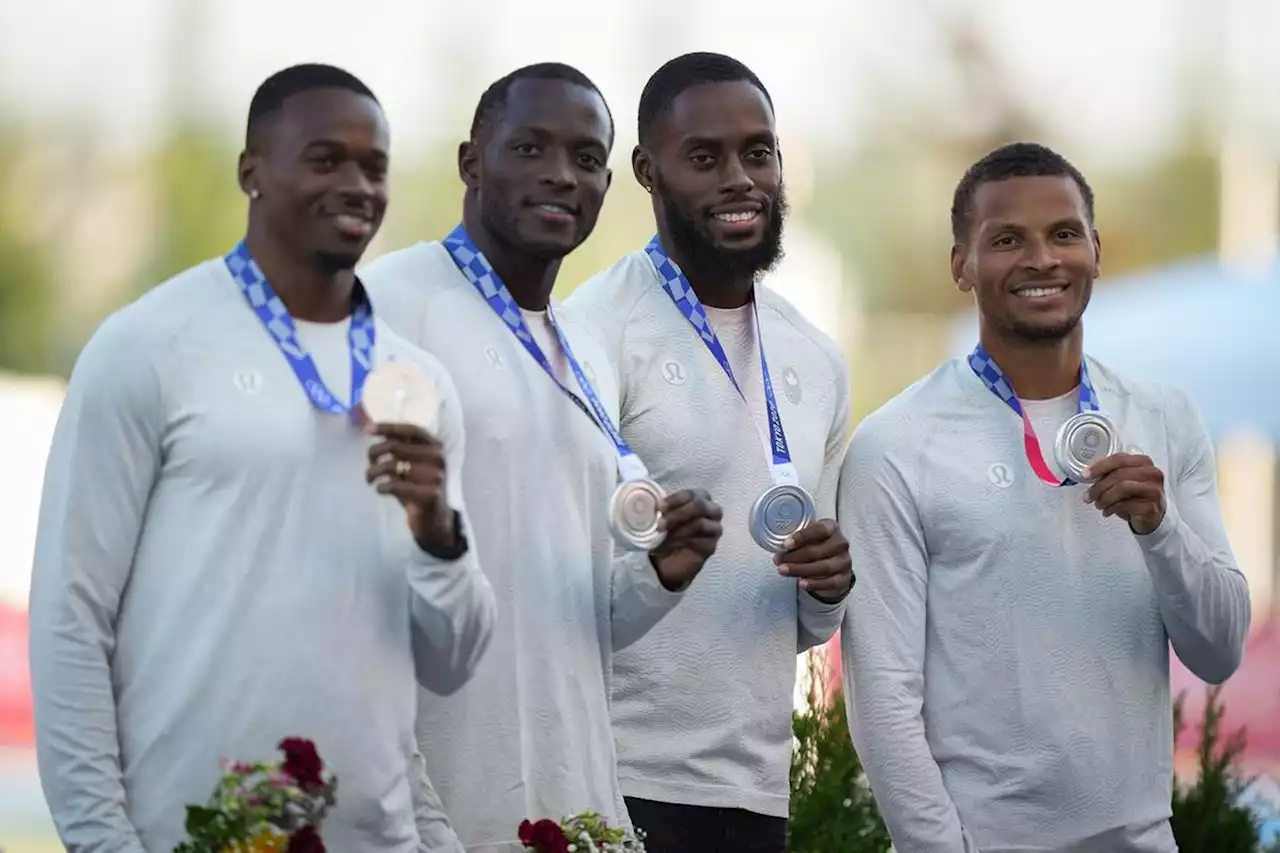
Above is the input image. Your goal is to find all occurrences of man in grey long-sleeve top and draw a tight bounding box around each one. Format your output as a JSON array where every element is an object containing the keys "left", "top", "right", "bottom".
[
  {"left": 28, "top": 63, "right": 495, "bottom": 852},
  {"left": 840, "top": 142, "right": 1250, "bottom": 853}
]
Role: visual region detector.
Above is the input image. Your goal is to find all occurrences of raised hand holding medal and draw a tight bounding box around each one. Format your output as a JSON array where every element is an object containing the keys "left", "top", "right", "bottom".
[
  {"left": 360, "top": 360, "right": 462, "bottom": 556},
  {"left": 444, "top": 226, "right": 722, "bottom": 587},
  {"left": 773, "top": 519, "right": 854, "bottom": 601},
  {"left": 1082, "top": 453, "right": 1167, "bottom": 535}
]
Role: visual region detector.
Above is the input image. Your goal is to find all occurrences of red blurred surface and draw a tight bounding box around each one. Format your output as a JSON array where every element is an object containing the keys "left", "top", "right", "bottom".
[
  {"left": 1172, "top": 616, "right": 1280, "bottom": 762},
  {"left": 0, "top": 603, "right": 33, "bottom": 747}
]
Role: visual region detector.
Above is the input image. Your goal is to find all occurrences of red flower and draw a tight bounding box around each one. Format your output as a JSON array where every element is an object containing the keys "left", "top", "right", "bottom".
[
  {"left": 286, "top": 826, "right": 325, "bottom": 853},
  {"left": 277, "top": 738, "right": 324, "bottom": 790},
  {"left": 518, "top": 819, "right": 570, "bottom": 852}
]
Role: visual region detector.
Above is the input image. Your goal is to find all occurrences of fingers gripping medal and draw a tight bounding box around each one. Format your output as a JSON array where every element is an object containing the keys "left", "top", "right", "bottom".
[
  {"left": 1053, "top": 411, "right": 1120, "bottom": 484},
  {"left": 750, "top": 484, "right": 817, "bottom": 554},
  {"left": 361, "top": 361, "right": 440, "bottom": 433}
]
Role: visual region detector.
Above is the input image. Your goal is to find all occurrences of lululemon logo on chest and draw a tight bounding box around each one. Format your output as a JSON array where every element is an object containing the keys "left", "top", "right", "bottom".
[
  {"left": 987, "top": 462, "right": 1015, "bottom": 488},
  {"left": 232, "top": 368, "right": 264, "bottom": 396},
  {"left": 661, "top": 360, "right": 687, "bottom": 386}
]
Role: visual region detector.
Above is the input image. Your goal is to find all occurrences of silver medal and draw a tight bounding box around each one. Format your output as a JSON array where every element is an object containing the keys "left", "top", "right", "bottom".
[
  {"left": 749, "top": 483, "right": 816, "bottom": 553},
  {"left": 1053, "top": 411, "right": 1120, "bottom": 484},
  {"left": 610, "top": 478, "right": 667, "bottom": 551}
]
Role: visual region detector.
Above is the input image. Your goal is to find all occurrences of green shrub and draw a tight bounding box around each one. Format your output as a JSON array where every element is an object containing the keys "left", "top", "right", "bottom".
[
  {"left": 789, "top": 655, "right": 891, "bottom": 853},
  {"left": 1171, "top": 685, "right": 1277, "bottom": 853}
]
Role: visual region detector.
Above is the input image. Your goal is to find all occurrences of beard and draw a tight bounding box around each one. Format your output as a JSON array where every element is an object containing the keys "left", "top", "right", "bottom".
[
  {"left": 655, "top": 174, "right": 789, "bottom": 283},
  {"left": 1005, "top": 280, "right": 1092, "bottom": 344},
  {"left": 1008, "top": 311, "right": 1084, "bottom": 342}
]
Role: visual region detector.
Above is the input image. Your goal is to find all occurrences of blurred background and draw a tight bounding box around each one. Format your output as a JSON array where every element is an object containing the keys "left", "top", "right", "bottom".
[{"left": 2, "top": 0, "right": 1279, "bottom": 849}]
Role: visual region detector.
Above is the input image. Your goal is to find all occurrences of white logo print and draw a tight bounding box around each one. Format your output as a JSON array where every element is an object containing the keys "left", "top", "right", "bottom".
[
  {"left": 305, "top": 379, "right": 332, "bottom": 407},
  {"left": 987, "top": 463, "right": 1014, "bottom": 488},
  {"left": 782, "top": 366, "right": 802, "bottom": 405},
  {"left": 661, "top": 360, "right": 687, "bottom": 386},
  {"left": 232, "top": 369, "right": 264, "bottom": 395},
  {"left": 485, "top": 346, "right": 503, "bottom": 369}
]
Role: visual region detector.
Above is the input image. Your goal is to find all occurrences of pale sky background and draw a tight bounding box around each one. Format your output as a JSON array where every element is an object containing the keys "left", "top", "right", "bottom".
[{"left": 2, "top": 0, "right": 1278, "bottom": 167}]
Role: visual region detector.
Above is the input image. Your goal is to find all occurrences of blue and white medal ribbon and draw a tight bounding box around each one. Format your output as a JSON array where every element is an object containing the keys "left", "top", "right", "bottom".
[
  {"left": 443, "top": 225, "right": 665, "bottom": 550},
  {"left": 225, "top": 241, "right": 375, "bottom": 418},
  {"left": 644, "top": 235, "right": 814, "bottom": 552}
]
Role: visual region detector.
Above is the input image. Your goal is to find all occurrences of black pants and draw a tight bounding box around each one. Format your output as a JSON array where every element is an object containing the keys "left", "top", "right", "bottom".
[{"left": 625, "top": 797, "right": 788, "bottom": 853}]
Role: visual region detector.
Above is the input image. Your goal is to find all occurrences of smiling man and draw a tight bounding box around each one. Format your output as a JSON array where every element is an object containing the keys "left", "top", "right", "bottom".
[
  {"left": 361, "top": 63, "right": 723, "bottom": 851},
  {"left": 564, "top": 52, "right": 853, "bottom": 853},
  {"left": 839, "top": 141, "right": 1251, "bottom": 852},
  {"left": 28, "top": 63, "right": 496, "bottom": 853}
]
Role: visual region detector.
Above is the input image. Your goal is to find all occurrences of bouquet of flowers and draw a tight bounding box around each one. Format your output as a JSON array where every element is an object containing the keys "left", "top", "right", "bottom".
[
  {"left": 518, "top": 811, "right": 646, "bottom": 852},
  {"left": 174, "top": 737, "right": 337, "bottom": 853}
]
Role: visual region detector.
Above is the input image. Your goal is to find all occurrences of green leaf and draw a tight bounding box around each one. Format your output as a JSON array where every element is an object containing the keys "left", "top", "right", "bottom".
[{"left": 184, "top": 805, "right": 222, "bottom": 833}]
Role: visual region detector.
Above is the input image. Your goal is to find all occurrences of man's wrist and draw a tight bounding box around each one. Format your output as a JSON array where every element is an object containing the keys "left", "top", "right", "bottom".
[
  {"left": 1129, "top": 506, "right": 1167, "bottom": 537},
  {"left": 647, "top": 552, "right": 688, "bottom": 592},
  {"left": 416, "top": 510, "right": 468, "bottom": 561},
  {"left": 808, "top": 585, "right": 852, "bottom": 605}
]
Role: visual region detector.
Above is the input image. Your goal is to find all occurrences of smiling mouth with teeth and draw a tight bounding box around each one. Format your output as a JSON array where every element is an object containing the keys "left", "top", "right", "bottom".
[
  {"left": 535, "top": 203, "right": 574, "bottom": 215},
  {"left": 713, "top": 211, "right": 760, "bottom": 223},
  {"left": 332, "top": 213, "right": 374, "bottom": 236},
  {"left": 1014, "top": 285, "right": 1067, "bottom": 298}
]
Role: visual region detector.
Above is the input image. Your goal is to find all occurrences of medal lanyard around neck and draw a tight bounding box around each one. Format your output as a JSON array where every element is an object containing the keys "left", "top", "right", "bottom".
[
  {"left": 225, "top": 241, "right": 375, "bottom": 419},
  {"left": 443, "top": 224, "right": 649, "bottom": 483},
  {"left": 967, "top": 342, "right": 1099, "bottom": 487},
  {"left": 644, "top": 235, "right": 799, "bottom": 488}
]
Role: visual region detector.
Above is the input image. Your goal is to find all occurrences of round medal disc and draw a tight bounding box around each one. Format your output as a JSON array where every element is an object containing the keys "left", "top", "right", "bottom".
[
  {"left": 609, "top": 478, "right": 666, "bottom": 551},
  {"left": 749, "top": 484, "right": 816, "bottom": 553},
  {"left": 361, "top": 361, "right": 440, "bottom": 433},
  {"left": 1053, "top": 411, "right": 1120, "bottom": 484}
]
